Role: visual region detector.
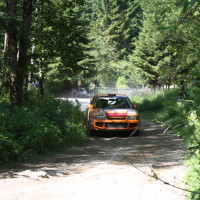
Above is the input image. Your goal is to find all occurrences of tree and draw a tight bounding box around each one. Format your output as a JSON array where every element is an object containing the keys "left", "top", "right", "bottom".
[
  {"left": 3, "top": 0, "right": 32, "bottom": 106},
  {"left": 129, "top": 0, "right": 186, "bottom": 88},
  {"left": 0, "top": 1, "right": 7, "bottom": 95},
  {"left": 82, "top": 0, "right": 142, "bottom": 87},
  {"left": 105, "top": 0, "right": 142, "bottom": 58},
  {"left": 177, "top": 0, "right": 200, "bottom": 80},
  {"left": 2, "top": 0, "right": 89, "bottom": 101},
  {"left": 30, "top": 0, "right": 89, "bottom": 94},
  {"left": 2, "top": 0, "right": 33, "bottom": 105}
]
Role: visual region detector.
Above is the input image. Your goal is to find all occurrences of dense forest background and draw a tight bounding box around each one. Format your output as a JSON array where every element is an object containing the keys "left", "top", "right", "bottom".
[
  {"left": 1, "top": 0, "right": 199, "bottom": 103},
  {"left": 0, "top": 0, "right": 200, "bottom": 199}
]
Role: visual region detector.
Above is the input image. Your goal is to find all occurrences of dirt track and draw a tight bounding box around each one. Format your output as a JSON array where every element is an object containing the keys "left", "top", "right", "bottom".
[{"left": 0, "top": 119, "right": 186, "bottom": 200}]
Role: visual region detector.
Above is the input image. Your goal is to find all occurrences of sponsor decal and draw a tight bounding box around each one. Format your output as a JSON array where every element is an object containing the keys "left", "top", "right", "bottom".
[{"left": 106, "top": 110, "right": 127, "bottom": 117}]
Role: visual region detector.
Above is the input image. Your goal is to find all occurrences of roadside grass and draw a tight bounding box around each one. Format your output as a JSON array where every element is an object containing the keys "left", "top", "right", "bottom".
[
  {"left": 131, "top": 89, "right": 200, "bottom": 200},
  {"left": 131, "top": 89, "right": 176, "bottom": 123},
  {"left": 0, "top": 90, "right": 87, "bottom": 163}
]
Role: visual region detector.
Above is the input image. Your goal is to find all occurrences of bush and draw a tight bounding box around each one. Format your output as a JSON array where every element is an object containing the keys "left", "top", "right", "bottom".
[
  {"left": 132, "top": 90, "right": 176, "bottom": 112},
  {"left": 0, "top": 94, "right": 87, "bottom": 163},
  {"left": 134, "top": 87, "right": 200, "bottom": 199},
  {"left": 0, "top": 133, "right": 22, "bottom": 162}
]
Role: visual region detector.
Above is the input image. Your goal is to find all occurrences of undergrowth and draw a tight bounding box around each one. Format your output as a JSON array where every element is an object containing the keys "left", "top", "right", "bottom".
[
  {"left": 0, "top": 90, "right": 87, "bottom": 163},
  {"left": 132, "top": 86, "right": 200, "bottom": 200}
]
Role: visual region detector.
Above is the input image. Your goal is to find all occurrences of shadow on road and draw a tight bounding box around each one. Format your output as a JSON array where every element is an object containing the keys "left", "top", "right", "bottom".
[{"left": 0, "top": 120, "right": 185, "bottom": 179}]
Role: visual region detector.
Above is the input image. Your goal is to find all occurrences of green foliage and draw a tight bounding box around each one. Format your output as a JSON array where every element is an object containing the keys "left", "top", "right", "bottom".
[
  {"left": 0, "top": 1, "right": 200, "bottom": 197},
  {"left": 129, "top": 0, "right": 184, "bottom": 88},
  {"left": 185, "top": 154, "right": 200, "bottom": 200},
  {"left": 82, "top": 0, "right": 143, "bottom": 87},
  {"left": 116, "top": 76, "right": 129, "bottom": 89},
  {"left": 132, "top": 90, "right": 176, "bottom": 113},
  {"left": 128, "top": 0, "right": 200, "bottom": 90},
  {"left": 1, "top": 0, "right": 200, "bottom": 98},
  {"left": 30, "top": 0, "right": 89, "bottom": 89},
  {"left": 165, "top": 101, "right": 200, "bottom": 200},
  {"left": 135, "top": 85, "right": 200, "bottom": 199},
  {"left": 113, "top": 60, "right": 147, "bottom": 88},
  {"left": 0, "top": 133, "right": 22, "bottom": 162},
  {"left": 0, "top": 95, "right": 87, "bottom": 163}
]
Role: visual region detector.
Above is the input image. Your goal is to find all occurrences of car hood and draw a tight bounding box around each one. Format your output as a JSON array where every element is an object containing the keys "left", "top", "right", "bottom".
[{"left": 101, "top": 108, "right": 138, "bottom": 117}]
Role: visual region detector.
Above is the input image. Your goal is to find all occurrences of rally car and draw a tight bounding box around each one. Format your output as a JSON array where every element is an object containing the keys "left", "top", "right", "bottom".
[{"left": 86, "top": 94, "right": 141, "bottom": 136}]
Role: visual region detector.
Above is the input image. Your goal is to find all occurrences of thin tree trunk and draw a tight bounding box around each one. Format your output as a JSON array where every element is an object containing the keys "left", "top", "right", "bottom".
[
  {"left": 39, "top": 66, "right": 44, "bottom": 97},
  {"left": 17, "top": 0, "right": 33, "bottom": 106},
  {"left": 4, "top": 0, "right": 18, "bottom": 105},
  {"left": 39, "top": 0, "right": 44, "bottom": 97}
]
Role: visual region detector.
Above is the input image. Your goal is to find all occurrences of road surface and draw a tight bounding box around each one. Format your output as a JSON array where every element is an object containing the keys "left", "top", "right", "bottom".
[{"left": 0, "top": 98, "right": 186, "bottom": 200}]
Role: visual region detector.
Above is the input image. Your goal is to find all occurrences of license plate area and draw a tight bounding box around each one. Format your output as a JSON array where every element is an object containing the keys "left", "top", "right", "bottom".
[{"left": 105, "top": 123, "right": 127, "bottom": 128}]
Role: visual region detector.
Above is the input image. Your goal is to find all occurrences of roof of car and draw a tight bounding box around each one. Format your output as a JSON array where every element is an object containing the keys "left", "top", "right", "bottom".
[{"left": 95, "top": 94, "right": 128, "bottom": 97}]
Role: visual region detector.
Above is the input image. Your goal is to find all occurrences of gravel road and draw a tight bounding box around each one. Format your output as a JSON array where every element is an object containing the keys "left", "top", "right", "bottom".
[{"left": 0, "top": 119, "right": 186, "bottom": 200}]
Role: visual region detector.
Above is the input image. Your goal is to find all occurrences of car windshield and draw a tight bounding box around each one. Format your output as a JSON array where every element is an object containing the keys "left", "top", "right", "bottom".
[{"left": 94, "top": 97, "right": 132, "bottom": 109}]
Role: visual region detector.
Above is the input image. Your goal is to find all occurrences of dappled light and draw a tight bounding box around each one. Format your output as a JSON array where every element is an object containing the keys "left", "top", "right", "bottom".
[{"left": 0, "top": 120, "right": 185, "bottom": 180}]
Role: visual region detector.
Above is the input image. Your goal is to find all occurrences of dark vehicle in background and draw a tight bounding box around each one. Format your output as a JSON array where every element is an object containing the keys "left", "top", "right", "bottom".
[
  {"left": 71, "top": 88, "right": 88, "bottom": 98},
  {"left": 77, "top": 88, "right": 87, "bottom": 97},
  {"left": 86, "top": 94, "right": 141, "bottom": 136}
]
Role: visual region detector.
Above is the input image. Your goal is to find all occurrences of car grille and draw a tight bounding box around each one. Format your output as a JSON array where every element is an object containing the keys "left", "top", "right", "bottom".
[
  {"left": 107, "top": 117, "right": 126, "bottom": 120},
  {"left": 105, "top": 123, "right": 127, "bottom": 128},
  {"left": 96, "top": 122, "right": 104, "bottom": 127},
  {"left": 130, "top": 123, "right": 137, "bottom": 128}
]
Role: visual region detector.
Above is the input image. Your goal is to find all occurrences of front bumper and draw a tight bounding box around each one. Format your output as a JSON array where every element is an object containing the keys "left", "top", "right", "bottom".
[{"left": 90, "top": 119, "right": 140, "bottom": 131}]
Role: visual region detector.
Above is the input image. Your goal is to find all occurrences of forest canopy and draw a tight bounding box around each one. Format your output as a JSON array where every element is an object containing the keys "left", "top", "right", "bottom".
[{"left": 1, "top": 0, "right": 200, "bottom": 103}]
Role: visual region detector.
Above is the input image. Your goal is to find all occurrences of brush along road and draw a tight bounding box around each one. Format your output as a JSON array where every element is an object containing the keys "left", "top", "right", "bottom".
[{"left": 0, "top": 119, "right": 186, "bottom": 200}]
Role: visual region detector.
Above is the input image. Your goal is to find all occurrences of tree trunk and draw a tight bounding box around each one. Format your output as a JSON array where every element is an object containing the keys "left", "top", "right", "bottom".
[
  {"left": 4, "top": 0, "right": 18, "bottom": 105},
  {"left": 17, "top": 0, "right": 33, "bottom": 105},
  {"left": 39, "top": 0, "right": 44, "bottom": 97},
  {"left": 4, "top": 0, "right": 32, "bottom": 106},
  {"left": 39, "top": 65, "right": 44, "bottom": 97}
]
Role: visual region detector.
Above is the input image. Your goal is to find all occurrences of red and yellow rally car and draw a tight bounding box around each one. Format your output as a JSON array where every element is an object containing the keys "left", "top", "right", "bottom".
[{"left": 86, "top": 94, "right": 141, "bottom": 136}]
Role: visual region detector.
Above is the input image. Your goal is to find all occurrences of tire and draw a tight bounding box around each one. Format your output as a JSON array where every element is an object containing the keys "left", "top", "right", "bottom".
[
  {"left": 86, "top": 120, "right": 95, "bottom": 136},
  {"left": 88, "top": 129, "right": 96, "bottom": 136},
  {"left": 134, "top": 129, "right": 140, "bottom": 136},
  {"left": 130, "top": 129, "right": 140, "bottom": 137}
]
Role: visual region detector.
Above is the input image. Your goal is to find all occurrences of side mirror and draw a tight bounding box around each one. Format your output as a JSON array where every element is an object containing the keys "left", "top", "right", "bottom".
[
  {"left": 88, "top": 104, "right": 93, "bottom": 109},
  {"left": 133, "top": 104, "right": 137, "bottom": 109}
]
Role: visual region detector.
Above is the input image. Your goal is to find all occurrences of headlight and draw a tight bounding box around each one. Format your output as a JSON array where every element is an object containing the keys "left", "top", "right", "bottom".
[
  {"left": 93, "top": 110, "right": 106, "bottom": 119},
  {"left": 127, "top": 110, "right": 137, "bottom": 115},
  {"left": 127, "top": 110, "right": 138, "bottom": 120},
  {"left": 127, "top": 116, "right": 137, "bottom": 120}
]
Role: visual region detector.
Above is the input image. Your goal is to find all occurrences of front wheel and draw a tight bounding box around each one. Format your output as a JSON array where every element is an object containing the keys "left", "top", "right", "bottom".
[
  {"left": 86, "top": 120, "right": 95, "bottom": 136},
  {"left": 134, "top": 129, "right": 140, "bottom": 136},
  {"left": 130, "top": 129, "right": 140, "bottom": 137},
  {"left": 88, "top": 129, "right": 96, "bottom": 136}
]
